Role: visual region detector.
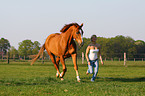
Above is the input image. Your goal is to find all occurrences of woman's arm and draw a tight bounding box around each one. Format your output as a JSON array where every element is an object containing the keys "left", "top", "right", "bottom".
[
  {"left": 85, "top": 46, "right": 90, "bottom": 65},
  {"left": 99, "top": 46, "right": 104, "bottom": 65}
]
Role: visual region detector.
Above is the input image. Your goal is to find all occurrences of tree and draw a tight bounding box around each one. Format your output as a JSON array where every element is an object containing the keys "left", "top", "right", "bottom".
[
  {"left": 9, "top": 46, "right": 19, "bottom": 58},
  {"left": 125, "top": 36, "right": 137, "bottom": 58},
  {"left": 135, "top": 40, "right": 145, "bottom": 53},
  {"left": 135, "top": 40, "right": 145, "bottom": 58},
  {"left": 96, "top": 37, "right": 109, "bottom": 59},
  {"left": 32, "top": 41, "right": 41, "bottom": 54},
  {"left": 18, "top": 40, "right": 34, "bottom": 57},
  {"left": 0, "top": 38, "right": 11, "bottom": 55},
  {"left": 103, "top": 35, "right": 137, "bottom": 59},
  {"left": 18, "top": 40, "right": 41, "bottom": 57}
]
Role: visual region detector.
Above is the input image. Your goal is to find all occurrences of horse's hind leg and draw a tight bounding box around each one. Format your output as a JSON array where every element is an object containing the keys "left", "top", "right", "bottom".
[{"left": 47, "top": 52, "right": 61, "bottom": 78}]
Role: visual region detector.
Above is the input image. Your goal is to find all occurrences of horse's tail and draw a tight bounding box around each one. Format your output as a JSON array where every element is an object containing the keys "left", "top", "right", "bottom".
[{"left": 31, "top": 44, "right": 45, "bottom": 65}]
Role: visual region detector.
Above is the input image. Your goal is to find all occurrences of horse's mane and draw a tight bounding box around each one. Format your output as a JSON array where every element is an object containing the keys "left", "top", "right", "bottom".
[{"left": 60, "top": 23, "right": 79, "bottom": 33}]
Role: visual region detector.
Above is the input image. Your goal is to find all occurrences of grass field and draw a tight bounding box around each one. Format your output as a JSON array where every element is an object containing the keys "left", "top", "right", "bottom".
[{"left": 0, "top": 60, "right": 145, "bottom": 96}]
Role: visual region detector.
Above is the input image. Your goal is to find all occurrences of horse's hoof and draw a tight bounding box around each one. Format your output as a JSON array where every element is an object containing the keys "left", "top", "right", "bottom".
[
  {"left": 76, "top": 76, "right": 81, "bottom": 82},
  {"left": 77, "top": 80, "right": 81, "bottom": 82},
  {"left": 56, "top": 75, "right": 59, "bottom": 78},
  {"left": 61, "top": 78, "right": 64, "bottom": 81},
  {"left": 56, "top": 73, "right": 59, "bottom": 78}
]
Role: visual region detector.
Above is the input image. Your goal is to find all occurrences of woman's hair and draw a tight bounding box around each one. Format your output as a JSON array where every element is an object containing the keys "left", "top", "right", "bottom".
[{"left": 91, "top": 35, "right": 97, "bottom": 41}]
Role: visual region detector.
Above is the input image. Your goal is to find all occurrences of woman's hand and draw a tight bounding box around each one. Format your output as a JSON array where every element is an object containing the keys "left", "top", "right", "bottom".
[
  {"left": 101, "top": 61, "right": 104, "bottom": 65},
  {"left": 87, "top": 61, "right": 91, "bottom": 65}
]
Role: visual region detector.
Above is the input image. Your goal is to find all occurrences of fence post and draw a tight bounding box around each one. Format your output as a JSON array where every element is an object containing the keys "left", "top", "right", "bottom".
[
  {"left": 124, "top": 53, "right": 126, "bottom": 66},
  {"left": 111, "top": 58, "right": 113, "bottom": 61},
  {"left": 13, "top": 55, "right": 15, "bottom": 61},
  {"left": 7, "top": 51, "right": 9, "bottom": 64},
  {"left": 42, "top": 52, "right": 44, "bottom": 64},
  {"left": 2, "top": 51, "right": 3, "bottom": 61},
  {"left": 82, "top": 52, "right": 84, "bottom": 64}
]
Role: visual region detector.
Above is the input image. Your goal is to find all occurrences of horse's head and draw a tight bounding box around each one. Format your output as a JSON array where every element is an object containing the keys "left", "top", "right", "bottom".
[
  {"left": 72, "top": 23, "right": 84, "bottom": 47},
  {"left": 60, "top": 23, "right": 84, "bottom": 47}
]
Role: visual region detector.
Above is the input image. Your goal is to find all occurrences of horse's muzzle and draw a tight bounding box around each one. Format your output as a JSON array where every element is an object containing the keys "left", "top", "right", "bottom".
[{"left": 79, "top": 42, "right": 84, "bottom": 47}]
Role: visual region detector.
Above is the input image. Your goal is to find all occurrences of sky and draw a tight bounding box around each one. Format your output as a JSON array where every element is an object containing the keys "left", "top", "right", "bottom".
[{"left": 0, "top": 0, "right": 145, "bottom": 49}]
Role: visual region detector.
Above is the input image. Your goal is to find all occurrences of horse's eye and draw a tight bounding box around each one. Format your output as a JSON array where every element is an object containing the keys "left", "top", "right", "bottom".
[{"left": 76, "top": 32, "right": 80, "bottom": 34}]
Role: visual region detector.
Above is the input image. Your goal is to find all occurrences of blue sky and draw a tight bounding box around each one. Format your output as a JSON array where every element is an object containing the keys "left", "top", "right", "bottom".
[{"left": 0, "top": 0, "right": 145, "bottom": 49}]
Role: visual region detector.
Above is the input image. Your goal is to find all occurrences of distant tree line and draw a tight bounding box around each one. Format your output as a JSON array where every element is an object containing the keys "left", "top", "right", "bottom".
[
  {"left": 0, "top": 35, "right": 145, "bottom": 60},
  {"left": 78, "top": 35, "right": 145, "bottom": 60}
]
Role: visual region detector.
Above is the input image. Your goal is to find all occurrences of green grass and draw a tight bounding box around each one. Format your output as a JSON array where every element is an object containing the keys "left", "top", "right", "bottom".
[{"left": 0, "top": 61, "right": 145, "bottom": 96}]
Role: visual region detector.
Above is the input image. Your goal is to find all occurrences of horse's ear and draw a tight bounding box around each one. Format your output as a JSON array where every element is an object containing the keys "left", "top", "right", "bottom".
[
  {"left": 80, "top": 23, "right": 83, "bottom": 28},
  {"left": 81, "top": 23, "right": 83, "bottom": 27}
]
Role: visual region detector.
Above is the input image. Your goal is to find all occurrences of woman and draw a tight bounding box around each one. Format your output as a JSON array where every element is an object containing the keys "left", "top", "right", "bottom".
[{"left": 85, "top": 35, "right": 103, "bottom": 82}]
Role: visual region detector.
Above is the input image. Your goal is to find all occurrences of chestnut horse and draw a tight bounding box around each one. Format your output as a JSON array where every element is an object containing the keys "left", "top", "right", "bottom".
[{"left": 31, "top": 23, "right": 84, "bottom": 82}]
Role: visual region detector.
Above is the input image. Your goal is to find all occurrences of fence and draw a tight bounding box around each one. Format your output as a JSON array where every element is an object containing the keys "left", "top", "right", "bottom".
[{"left": 0, "top": 52, "right": 145, "bottom": 64}]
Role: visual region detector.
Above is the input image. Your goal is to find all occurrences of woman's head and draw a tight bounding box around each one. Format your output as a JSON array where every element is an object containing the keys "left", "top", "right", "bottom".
[{"left": 91, "top": 35, "right": 97, "bottom": 42}]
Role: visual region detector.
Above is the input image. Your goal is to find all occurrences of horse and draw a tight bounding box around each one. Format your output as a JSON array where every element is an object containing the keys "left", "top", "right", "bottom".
[{"left": 31, "top": 23, "right": 84, "bottom": 82}]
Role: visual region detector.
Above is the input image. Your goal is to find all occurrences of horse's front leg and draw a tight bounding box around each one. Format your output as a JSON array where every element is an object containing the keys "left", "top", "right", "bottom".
[
  {"left": 59, "top": 56, "right": 67, "bottom": 80},
  {"left": 71, "top": 53, "right": 81, "bottom": 82},
  {"left": 55, "top": 57, "right": 60, "bottom": 78}
]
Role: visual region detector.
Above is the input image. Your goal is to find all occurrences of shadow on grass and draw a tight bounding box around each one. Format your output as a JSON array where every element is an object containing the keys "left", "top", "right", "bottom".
[
  {"left": 99, "top": 77, "right": 145, "bottom": 82},
  {"left": 81, "top": 76, "right": 145, "bottom": 82},
  {"left": 0, "top": 77, "right": 61, "bottom": 86},
  {"left": 0, "top": 77, "right": 80, "bottom": 86},
  {"left": 1, "top": 76, "right": 145, "bottom": 86}
]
